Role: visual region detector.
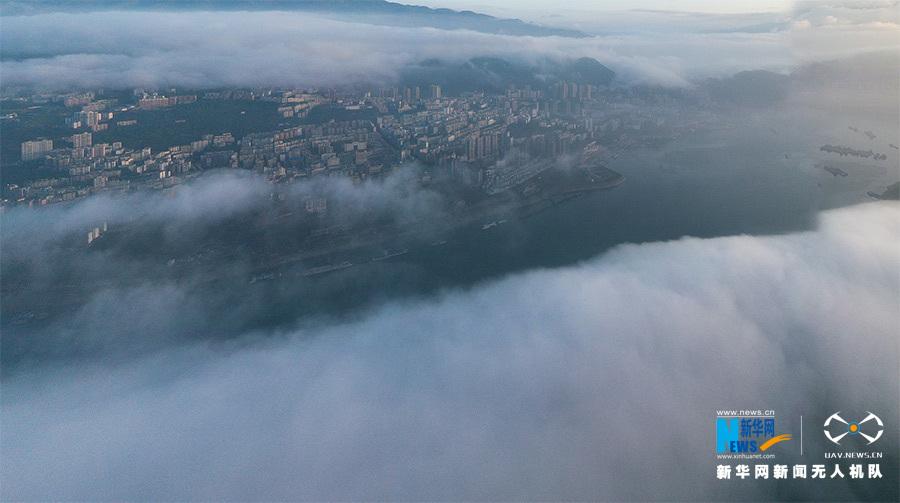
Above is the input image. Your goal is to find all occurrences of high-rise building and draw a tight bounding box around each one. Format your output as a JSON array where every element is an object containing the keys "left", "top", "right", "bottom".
[
  {"left": 467, "top": 132, "right": 500, "bottom": 161},
  {"left": 85, "top": 110, "right": 101, "bottom": 127},
  {"left": 579, "top": 84, "right": 592, "bottom": 100},
  {"left": 72, "top": 132, "right": 92, "bottom": 148},
  {"left": 21, "top": 139, "right": 53, "bottom": 161},
  {"left": 430, "top": 84, "right": 442, "bottom": 99},
  {"left": 91, "top": 143, "right": 110, "bottom": 158}
]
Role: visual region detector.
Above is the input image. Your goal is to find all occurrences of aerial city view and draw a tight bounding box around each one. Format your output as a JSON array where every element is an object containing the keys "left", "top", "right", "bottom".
[{"left": 0, "top": 1, "right": 898, "bottom": 501}]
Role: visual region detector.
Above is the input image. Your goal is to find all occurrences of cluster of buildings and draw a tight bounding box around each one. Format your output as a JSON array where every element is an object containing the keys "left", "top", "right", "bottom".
[
  {"left": 137, "top": 93, "right": 198, "bottom": 110},
  {"left": 237, "top": 120, "right": 388, "bottom": 180},
  {"left": 8, "top": 130, "right": 194, "bottom": 206},
  {"left": 370, "top": 84, "right": 658, "bottom": 193},
  {"left": 63, "top": 96, "right": 123, "bottom": 132},
  {"left": 5, "top": 81, "right": 702, "bottom": 207},
  {"left": 20, "top": 139, "right": 54, "bottom": 162}
]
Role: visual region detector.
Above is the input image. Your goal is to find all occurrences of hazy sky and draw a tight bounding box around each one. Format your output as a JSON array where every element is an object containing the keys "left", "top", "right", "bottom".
[
  {"left": 2, "top": 1, "right": 897, "bottom": 91},
  {"left": 413, "top": 0, "right": 791, "bottom": 15}
]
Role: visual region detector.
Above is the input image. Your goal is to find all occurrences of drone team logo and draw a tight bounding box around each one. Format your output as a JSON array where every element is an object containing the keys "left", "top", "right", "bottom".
[{"left": 823, "top": 412, "right": 884, "bottom": 446}]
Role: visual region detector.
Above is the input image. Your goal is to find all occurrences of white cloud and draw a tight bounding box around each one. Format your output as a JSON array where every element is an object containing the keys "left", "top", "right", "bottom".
[
  {"left": 2, "top": 201, "right": 897, "bottom": 501},
  {"left": 1, "top": 8, "right": 895, "bottom": 91}
]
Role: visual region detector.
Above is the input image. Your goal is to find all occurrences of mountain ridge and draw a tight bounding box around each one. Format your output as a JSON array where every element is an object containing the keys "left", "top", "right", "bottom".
[
  {"left": 400, "top": 56, "right": 616, "bottom": 94},
  {"left": 0, "top": 0, "right": 588, "bottom": 38}
]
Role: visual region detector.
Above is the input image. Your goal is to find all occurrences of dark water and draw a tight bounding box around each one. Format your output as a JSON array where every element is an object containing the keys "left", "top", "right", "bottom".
[
  {"left": 3, "top": 121, "right": 897, "bottom": 367},
  {"left": 293, "top": 122, "right": 891, "bottom": 318}
]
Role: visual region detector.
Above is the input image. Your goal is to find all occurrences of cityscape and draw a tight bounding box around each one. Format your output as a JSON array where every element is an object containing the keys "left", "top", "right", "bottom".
[
  {"left": 5, "top": 75, "right": 694, "bottom": 210},
  {"left": 1, "top": 1, "right": 898, "bottom": 501}
]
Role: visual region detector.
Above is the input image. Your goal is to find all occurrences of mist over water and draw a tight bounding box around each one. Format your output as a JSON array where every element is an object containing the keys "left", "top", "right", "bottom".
[
  {"left": 5, "top": 102, "right": 896, "bottom": 364},
  {"left": 3, "top": 83, "right": 898, "bottom": 502},
  {"left": 2, "top": 1, "right": 899, "bottom": 501},
  {"left": 3, "top": 200, "right": 898, "bottom": 501}
]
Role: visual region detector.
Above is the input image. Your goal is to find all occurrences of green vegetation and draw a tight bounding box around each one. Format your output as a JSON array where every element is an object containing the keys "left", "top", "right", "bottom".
[
  {"left": 0, "top": 100, "right": 71, "bottom": 166},
  {"left": 1, "top": 98, "right": 288, "bottom": 185},
  {"left": 93, "top": 100, "right": 287, "bottom": 152},
  {"left": 301, "top": 104, "right": 378, "bottom": 124}
]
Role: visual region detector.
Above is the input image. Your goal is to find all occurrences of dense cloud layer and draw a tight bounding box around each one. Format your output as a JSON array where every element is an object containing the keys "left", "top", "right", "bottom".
[
  {"left": 1, "top": 169, "right": 444, "bottom": 259},
  {"left": 2, "top": 202, "right": 897, "bottom": 501},
  {"left": 1, "top": 168, "right": 459, "bottom": 367},
  {"left": 0, "top": 5, "right": 896, "bottom": 91}
]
